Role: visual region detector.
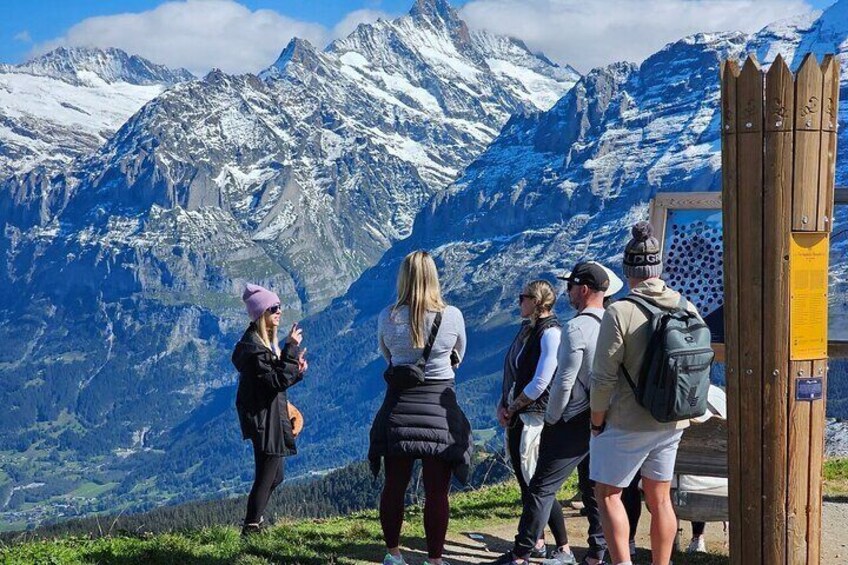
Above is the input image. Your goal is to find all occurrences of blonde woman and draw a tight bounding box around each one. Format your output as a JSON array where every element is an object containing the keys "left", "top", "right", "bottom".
[
  {"left": 232, "top": 284, "right": 307, "bottom": 536},
  {"left": 495, "top": 279, "right": 566, "bottom": 561},
  {"left": 369, "top": 250, "right": 471, "bottom": 565}
]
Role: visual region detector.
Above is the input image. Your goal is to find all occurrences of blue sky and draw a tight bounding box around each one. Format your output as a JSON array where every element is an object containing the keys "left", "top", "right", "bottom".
[
  {"left": 0, "top": 1, "right": 431, "bottom": 64},
  {"left": 0, "top": 0, "right": 837, "bottom": 74}
]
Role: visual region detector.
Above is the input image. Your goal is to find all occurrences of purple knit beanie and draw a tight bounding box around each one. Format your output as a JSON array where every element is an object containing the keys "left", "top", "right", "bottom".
[{"left": 242, "top": 283, "right": 281, "bottom": 322}]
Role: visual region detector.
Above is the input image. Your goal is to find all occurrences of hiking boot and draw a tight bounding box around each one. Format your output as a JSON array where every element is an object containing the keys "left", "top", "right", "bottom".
[
  {"left": 530, "top": 542, "right": 547, "bottom": 558},
  {"left": 542, "top": 548, "right": 577, "bottom": 565},
  {"left": 686, "top": 536, "right": 707, "bottom": 553},
  {"left": 383, "top": 553, "right": 406, "bottom": 565},
  {"left": 240, "top": 522, "right": 263, "bottom": 537}
]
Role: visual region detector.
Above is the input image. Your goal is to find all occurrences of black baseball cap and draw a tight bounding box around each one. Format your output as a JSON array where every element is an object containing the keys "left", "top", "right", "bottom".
[{"left": 557, "top": 261, "right": 611, "bottom": 292}]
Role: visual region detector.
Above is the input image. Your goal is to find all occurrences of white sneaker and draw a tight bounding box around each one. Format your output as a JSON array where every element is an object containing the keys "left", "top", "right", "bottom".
[{"left": 686, "top": 536, "right": 707, "bottom": 553}]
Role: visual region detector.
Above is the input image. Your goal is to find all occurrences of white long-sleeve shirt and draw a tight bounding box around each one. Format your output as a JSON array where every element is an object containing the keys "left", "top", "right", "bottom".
[{"left": 520, "top": 327, "right": 561, "bottom": 400}]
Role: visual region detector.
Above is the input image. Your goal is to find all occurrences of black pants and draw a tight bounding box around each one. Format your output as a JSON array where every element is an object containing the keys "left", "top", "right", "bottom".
[
  {"left": 579, "top": 456, "right": 641, "bottom": 560},
  {"left": 380, "top": 455, "right": 453, "bottom": 558},
  {"left": 245, "top": 440, "right": 285, "bottom": 525},
  {"left": 511, "top": 412, "right": 591, "bottom": 557},
  {"left": 506, "top": 415, "right": 569, "bottom": 555}
]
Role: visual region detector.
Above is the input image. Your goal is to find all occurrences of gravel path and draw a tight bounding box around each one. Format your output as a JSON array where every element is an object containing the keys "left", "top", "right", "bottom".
[{"left": 393, "top": 500, "right": 848, "bottom": 564}]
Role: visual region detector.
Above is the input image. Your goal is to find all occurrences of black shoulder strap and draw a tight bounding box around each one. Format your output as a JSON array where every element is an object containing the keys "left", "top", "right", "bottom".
[
  {"left": 418, "top": 311, "right": 443, "bottom": 366},
  {"left": 576, "top": 311, "right": 603, "bottom": 324},
  {"left": 617, "top": 296, "right": 657, "bottom": 395}
]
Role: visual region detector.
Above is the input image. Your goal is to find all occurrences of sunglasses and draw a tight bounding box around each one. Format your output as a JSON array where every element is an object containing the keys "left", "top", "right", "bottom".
[
  {"left": 266, "top": 305, "right": 281, "bottom": 314},
  {"left": 518, "top": 293, "right": 532, "bottom": 304}
]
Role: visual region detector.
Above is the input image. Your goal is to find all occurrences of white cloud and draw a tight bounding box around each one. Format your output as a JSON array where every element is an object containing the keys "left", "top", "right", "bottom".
[
  {"left": 30, "top": 0, "right": 330, "bottom": 75},
  {"left": 331, "top": 8, "right": 395, "bottom": 40},
  {"left": 460, "top": 0, "right": 814, "bottom": 73},
  {"left": 14, "top": 31, "right": 32, "bottom": 43}
]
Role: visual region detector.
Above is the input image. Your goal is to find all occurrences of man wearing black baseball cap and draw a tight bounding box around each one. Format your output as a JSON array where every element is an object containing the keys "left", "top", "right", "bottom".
[{"left": 490, "top": 260, "right": 618, "bottom": 565}]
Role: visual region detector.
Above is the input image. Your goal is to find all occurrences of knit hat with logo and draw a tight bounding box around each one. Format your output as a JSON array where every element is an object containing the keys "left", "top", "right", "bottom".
[{"left": 623, "top": 221, "right": 663, "bottom": 279}]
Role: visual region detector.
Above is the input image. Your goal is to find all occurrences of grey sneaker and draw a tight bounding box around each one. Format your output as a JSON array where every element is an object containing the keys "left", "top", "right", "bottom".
[
  {"left": 542, "top": 549, "right": 577, "bottom": 565},
  {"left": 383, "top": 553, "right": 406, "bottom": 565}
]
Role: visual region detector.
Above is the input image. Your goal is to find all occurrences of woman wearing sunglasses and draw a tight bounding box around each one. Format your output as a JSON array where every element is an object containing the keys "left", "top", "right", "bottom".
[
  {"left": 232, "top": 283, "right": 307, "bottom": 536},
  {"left": 497, "top": 279, "right": 565, "bottom": 559}
]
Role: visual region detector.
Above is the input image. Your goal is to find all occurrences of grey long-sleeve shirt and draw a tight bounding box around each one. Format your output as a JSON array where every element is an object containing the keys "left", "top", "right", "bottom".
[
  {"left": 544, "top": 307, "right": 604, "bottom": 425},
  {"left": 378, "top": 305, "right": 467, "bottom": 380}
]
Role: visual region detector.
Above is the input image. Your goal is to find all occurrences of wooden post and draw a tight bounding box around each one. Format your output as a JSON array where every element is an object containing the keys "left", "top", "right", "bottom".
[
  {"left": 720, "top": 52, "right": 837, "bottom": 565},
  {"left": 720, "top": 57, "right": 742, "bottom": 563}
]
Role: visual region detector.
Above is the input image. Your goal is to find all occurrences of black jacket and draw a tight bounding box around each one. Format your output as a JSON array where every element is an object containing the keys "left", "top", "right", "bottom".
[
  {"left": 501, "top": 315, "right": 561, "bottom": 415},
  {"left": 369, "top": 379, "right": 473, "bottom": 484},
  {"left": 232, "top": 325, "right": 302, "bottom": 456}
]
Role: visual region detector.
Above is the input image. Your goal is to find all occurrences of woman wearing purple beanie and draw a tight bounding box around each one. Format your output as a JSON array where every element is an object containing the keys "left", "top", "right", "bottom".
[{"left": 232, "top": 283, "right": 307, "bottom": 536}]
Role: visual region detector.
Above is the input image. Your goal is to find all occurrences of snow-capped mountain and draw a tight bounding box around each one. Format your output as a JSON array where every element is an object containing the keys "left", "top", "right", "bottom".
[
  {"left": 0, "top": 47, "right": 193, "bottom": 179},
  {"left": 3, "top": 0, "right": 577, "bottom": 312},
  {"left": 279, "top": 6, "right": 848, "bottom": 476},
  {"left": 0, "top": 0, "right": 576, "bottom": 527}
]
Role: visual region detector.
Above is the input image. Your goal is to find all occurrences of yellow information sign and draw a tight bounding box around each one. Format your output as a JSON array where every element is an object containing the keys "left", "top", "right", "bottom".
[{"left": 790, "top": 232, "right": 829, "bottom": 360}]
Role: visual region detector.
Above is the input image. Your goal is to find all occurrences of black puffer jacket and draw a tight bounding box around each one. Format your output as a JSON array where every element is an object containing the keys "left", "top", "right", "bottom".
[
  {"left": 232, "top": 325, "right": 302, "bottom": 456},
  {"left": 369, "top": 380, "right": 473, "bottom": 484}
]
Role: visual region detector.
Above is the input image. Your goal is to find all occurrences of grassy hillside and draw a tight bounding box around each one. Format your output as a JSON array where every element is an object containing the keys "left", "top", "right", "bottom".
[
  {"left": 0, "top": 480, "right": 726, "bottom": 565},
  {"left": 5, "top": 458, "right": 846, "bottom": 564}
]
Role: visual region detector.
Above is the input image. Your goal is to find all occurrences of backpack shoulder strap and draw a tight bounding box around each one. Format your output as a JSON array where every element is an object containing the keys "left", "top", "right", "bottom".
[
  {"left": 620, "top": 294, "right": 664, "bottom": 316},
  {"left": 576, "top": 311, "right": 603, "bottom": 324},
  {"left": 418, "top": 311, "right": 443, "bottom": 366}
]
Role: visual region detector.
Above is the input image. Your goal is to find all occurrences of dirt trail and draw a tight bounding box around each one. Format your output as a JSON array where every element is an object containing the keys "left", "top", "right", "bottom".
[{"left": 394, "top": 501, "right": 848, "bottom": 564}]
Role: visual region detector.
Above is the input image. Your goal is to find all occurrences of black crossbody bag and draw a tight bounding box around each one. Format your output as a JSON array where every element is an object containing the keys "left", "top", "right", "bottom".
[{"left": 383, "top": 312, "right": 442, "bottom": 389}]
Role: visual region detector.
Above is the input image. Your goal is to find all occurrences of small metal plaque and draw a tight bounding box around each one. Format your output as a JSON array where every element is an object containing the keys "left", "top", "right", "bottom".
[{"left": 795, "top": 377, "right": 823, "bottom": 401}]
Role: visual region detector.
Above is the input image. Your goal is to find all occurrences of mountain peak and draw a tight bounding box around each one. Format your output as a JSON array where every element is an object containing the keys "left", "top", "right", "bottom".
[
  {"left": 11, "top": 46, "right": 194, "bottom": 86},
  {"left": 408, "top": 0, "right": 469, "bottom": 39},
  {"left": 263, "top": 37, "right": 320, "bottom": 78}
]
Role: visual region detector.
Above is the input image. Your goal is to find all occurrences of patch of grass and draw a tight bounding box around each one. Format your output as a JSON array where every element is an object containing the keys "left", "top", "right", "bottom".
[
  {"left": 0, "top": 481, "right": 729, "bottom": 564},
  {"left": 824, "top": 457, "right": 848, "bottom": 497},
  {"left": 68, "top": 482, "right": 119, "bottom": 499}
]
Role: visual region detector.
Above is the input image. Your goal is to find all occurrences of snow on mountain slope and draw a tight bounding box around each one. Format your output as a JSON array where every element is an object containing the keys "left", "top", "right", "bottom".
[
  {"left": 0, "top": 0, "right": 577, "bottom": 528},
  {"left": 0, "top": 47, "right": 192, "bottom": 179},
  {"left": 287, "top": 1, "right": 848, "bottom": 476}
]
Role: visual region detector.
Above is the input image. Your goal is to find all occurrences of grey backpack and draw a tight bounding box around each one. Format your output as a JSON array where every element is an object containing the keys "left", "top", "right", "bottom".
[{"left": 620, "top": 295, "right": 714, "bottom": 423}]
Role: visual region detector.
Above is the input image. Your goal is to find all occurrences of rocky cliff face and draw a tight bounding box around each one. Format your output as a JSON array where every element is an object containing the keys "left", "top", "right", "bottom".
[
  {"left": 0, "top": 0, "right": 576, "bottom": 527},
  {"left": 281, "top": 4, "right": 848, "bottom": 483}
]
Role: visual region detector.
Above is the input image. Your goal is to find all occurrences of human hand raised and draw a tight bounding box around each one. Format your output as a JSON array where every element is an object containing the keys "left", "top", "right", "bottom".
[{"left": 287, "top": 322, "right": 303, "bottom": 346}]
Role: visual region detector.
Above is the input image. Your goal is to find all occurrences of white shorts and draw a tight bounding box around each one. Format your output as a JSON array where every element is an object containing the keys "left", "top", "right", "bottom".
[{"left": 589, "top": 425, "right": 683, "bottom": 488}]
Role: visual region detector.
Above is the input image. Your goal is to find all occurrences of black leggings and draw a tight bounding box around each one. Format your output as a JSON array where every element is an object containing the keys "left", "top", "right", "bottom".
[
  {"left": 506, "top": 417, "right": 568, "bottom": 548},
  {"left": 380, "top": 455, "right": 453, "bottom": 558},
  {"left": 245, "top": 441, "right": 285, "bottom": 525},
  {"left": 692, "top": 521, "right": 706, "bottom": 537}
]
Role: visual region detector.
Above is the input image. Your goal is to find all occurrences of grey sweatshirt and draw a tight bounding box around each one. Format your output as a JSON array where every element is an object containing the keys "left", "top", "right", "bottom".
[
  {"left": 545, "top": 307, "right": 605, "bottom": 425},
  {"left": 378, "top": 305, "right": 467, "bottom": 380}
]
